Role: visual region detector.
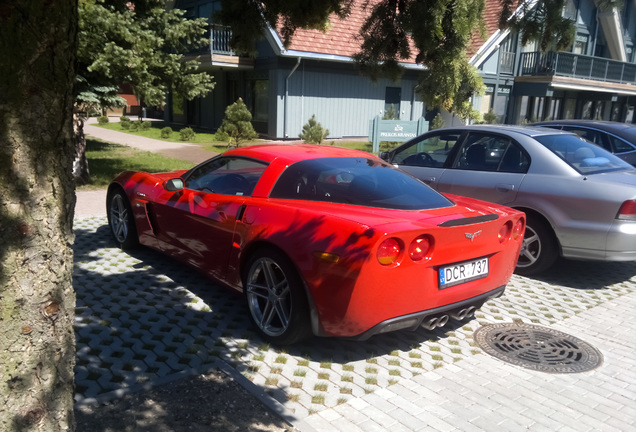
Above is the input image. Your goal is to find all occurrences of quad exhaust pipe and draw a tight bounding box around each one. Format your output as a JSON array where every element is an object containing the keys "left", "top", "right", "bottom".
[
  {"left": 451, "top": 306, "right": 476, "bottom": 321},
  {"left": 421, "top": 306, "right": 477, "bottom": 330},
  {"left": 421, "top": 314, "right": 449, "bottom": 330}
]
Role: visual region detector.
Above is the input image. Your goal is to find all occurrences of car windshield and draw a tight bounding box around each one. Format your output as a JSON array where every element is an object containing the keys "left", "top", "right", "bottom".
[
  {"left": 534, "top": 134, "right": 633, "bottom": 174},
  {"left": 271, "top": 157, "right": 454, "bottom": 210}
]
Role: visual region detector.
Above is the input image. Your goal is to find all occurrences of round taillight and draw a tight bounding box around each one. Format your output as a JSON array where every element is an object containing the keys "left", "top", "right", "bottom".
[
  {"left": 409, "top": 235, "right": 432, "bottom": 261},
  {"left": 513, "top": 219, "right": 525, "bottom": 240},
  {"left": 498, "top": 222, "right": 512, "bottom": 243},
  {"left": 377, "top": 238, "right": 401, "bottom": 265}
]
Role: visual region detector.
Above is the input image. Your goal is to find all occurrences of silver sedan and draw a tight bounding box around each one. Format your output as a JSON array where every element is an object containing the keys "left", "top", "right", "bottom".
[{"left": 381, "top": 125, "right": 636, "bottom": 275}]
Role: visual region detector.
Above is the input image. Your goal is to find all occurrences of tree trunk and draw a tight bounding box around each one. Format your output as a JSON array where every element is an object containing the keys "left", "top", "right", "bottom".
[
  {"left": 0, "top": 1, "right": 77, "bottom": 431},
  {"left": 72, "top": 114, "right": 90, "bottom": 185}
]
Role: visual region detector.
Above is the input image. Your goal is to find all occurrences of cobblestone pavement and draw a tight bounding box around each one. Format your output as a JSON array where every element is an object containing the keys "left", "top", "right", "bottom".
[{"left": 74, "top": 216, "right": 636, "bottom": 431}]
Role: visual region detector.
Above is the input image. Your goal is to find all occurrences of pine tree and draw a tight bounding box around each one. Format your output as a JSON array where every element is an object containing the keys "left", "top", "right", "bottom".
[
  {"left": 1, "top": 1, "right": 77, "bottom": 429},
  {"left": 217, "top": 98, "right": 259, "bottom": 147},
  {"left": 74, "top": 0, "right": 215, "bottom": 183},
  {"left": 299, "top": 115, "right": 330, "bottom": 144}
]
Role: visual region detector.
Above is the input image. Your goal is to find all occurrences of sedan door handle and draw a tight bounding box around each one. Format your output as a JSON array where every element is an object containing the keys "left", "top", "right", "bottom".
[
  {"left": 496, "top": 183, "right": 515, "bottom": 192},
  {"left": 422, "top": 176, "right": 436, "bottom": 184}
]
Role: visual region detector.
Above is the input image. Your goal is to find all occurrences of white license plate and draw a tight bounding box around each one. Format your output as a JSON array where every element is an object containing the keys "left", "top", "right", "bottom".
[{"left": 439, "top": 258, "right": 489, "bottom": 288}]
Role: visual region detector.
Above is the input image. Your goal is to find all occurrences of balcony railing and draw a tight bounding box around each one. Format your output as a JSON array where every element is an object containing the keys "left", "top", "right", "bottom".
[
  {"left": 210, "top": 25, "right": 234, "bottom": 55},
  {"left": 520, "top": 51, "right": 636, "bottom": 85},
  {"left": 192, "top": 25, "right": 235, "bottom": 56}
]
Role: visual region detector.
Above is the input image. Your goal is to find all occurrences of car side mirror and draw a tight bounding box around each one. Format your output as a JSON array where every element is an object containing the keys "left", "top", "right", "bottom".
[
  {"left": 379, "top": 151, "right": 390, "bottom": 161},
  {"left": 164, "top": 178, "right": 184, "bottom": 191}
]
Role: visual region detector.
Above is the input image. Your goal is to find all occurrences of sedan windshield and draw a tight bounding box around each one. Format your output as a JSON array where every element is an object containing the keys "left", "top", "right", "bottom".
[
  {"left": 271, "top": 157, "right": 453, "bottom": 210},
  {"left": 535, "top": 134, "right": 633, "bottom": 174}
]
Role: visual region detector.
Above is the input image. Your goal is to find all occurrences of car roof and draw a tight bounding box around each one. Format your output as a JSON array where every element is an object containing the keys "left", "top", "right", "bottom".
[
  {"left": 224, "top": 144, "right": 377, "bottom": 165},
  {"left": 533, "top": 120, "right": 636, "bottom": 135},
  {"left": 432, "top": 124, "right": 574, "bottom": 138}
]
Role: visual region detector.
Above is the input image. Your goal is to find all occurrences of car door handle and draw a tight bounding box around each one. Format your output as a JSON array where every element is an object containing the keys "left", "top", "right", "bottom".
[
  {"left": 422, "top": 176, "right": 436, "bottom": 184},
  {"left": 496, "top": 183, "right": 515, "bottom": 192}
]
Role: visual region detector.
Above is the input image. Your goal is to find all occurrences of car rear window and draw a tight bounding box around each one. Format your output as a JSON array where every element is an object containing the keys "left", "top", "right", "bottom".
[
  {"left": 270, "top": 157, "right": 454, "bottom": 210},
  {"left": 534, "top": 134, "right": 632, "bottom": 174}
]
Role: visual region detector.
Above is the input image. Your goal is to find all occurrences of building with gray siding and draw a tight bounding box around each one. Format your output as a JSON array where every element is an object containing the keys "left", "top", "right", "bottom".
[{"left": 168, "top": 0, "right": 636, "bottom": 139}]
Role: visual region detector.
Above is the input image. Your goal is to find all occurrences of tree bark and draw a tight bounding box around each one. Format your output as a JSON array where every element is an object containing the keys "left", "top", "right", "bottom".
[
  {"left": 0, "top": 1, "right": 77, "bottom": 431},
  {"left": 72, "top": 114, "right": 90, "bottom": 185}
]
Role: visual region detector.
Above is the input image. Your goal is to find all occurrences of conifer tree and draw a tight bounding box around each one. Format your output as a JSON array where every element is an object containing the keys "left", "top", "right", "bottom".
[
  {"left": 299, "top": 115, "right": 330, "bottom": 144},
  {"left": 217, "top": 98, "right": 259, "bottom": 147}
]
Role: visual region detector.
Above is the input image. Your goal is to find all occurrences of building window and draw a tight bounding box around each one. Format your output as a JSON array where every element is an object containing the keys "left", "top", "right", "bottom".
[
  {"left": 384, "top": 87, "right": 401, "bottom": 119},
  {"left": 251, "top": 80, "right": 268, "bottom": 123},
  {"left": 494, "top": 87, "right": 510, "bottom": 123},
  {"left": 564, "top": 0, "right": 577, "bottom": 20},
  {"left": 573, "top": 33, "right": 588, "bottom": 55}
]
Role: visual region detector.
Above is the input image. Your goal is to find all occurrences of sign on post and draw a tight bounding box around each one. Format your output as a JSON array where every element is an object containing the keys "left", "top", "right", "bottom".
[{"left": 369, "top": 116, "right": 429, "bottom": 153}]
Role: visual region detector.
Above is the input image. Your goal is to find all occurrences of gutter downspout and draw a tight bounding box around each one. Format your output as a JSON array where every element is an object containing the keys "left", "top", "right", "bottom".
[{"left": 284, "top": 57, "right": 301, "bottom": 138}]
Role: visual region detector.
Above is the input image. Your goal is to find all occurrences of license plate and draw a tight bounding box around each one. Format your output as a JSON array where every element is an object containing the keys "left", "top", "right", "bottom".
[{"left": 439, "top": 258, "right": 489, "bottom": 289}]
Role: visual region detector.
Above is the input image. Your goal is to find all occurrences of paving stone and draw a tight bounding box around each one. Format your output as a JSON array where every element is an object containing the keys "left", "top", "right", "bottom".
[{"left": 73, "top": 216, "right": 636, "bottom": 431}]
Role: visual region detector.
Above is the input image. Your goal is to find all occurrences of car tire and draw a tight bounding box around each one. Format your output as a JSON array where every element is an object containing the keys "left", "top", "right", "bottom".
[
  {"left": 243, "top": 249, "right": 311, "bottom": 345},
  {"left": 515, "top": 214, "right": 558, "bottom": 276},
  {"left": 107, "top": 188, "right": 139, "bottom": 250}
]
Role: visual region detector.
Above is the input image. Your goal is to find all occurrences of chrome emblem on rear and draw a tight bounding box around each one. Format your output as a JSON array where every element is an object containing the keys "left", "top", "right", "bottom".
[{"left": 465, "top": 230, "right": 482, "bottom": 242}]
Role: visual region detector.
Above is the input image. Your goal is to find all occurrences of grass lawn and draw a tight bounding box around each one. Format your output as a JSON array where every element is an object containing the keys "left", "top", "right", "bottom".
[
  {"left": 81, "top": 124, "right": 379, "bottom": 191},
  {"left": 95, "top": 121, "right": 223, "bottom": 145},
  {"left": 94, "top": 120, "right": 375, "bottom": 153},
  {"left": 79, "top": 138, "right": 195, "bottom": 191}
]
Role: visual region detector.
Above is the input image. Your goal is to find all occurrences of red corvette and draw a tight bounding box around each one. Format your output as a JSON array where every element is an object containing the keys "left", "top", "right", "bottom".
[{"left": 107, "top": 145, "right": 525, "bottom": 345}]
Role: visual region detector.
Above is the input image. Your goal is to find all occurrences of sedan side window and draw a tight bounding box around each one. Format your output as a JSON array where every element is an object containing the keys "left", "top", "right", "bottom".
[
  {"left": 451, "top": 134, "right": 529, "bottom": 173},
  {"left": 561, "top": 127, "right": 606, "bottom": 149},
  {"left": 185, "top": 157, "right": 268, "bottom": 196},
  {"left": 392, "top": 133, "right": 459, "bottom": 167},
  {"left": 608, "top": 135, "right": 636, "bottom": 153}
]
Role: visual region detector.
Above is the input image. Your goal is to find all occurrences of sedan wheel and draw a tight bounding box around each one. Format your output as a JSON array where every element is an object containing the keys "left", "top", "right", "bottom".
[
  {"left": 107, "top": 189, "right": 138, "bottom": 249},
  {"left": 244, "top": 250, "right": 310, "bottom": 345},
  {"left": 515, "top": 215, "right": 557, "bottom": 276}
]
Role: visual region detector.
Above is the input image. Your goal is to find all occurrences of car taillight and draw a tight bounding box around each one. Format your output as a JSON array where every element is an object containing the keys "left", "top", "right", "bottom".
[
  {"left": 617, "top": 200, "right": 636, "bottom": 221},
  {"left": 377, "top": 238, "right": 401, "bottom": 265},
  {"left": 513, "top": 218, "right": 525, "bottom": 240},
  {"left": 409, "top": 235, "right": 433, "bottom": 261},
  {"left": 498, "top": 222, "right": 512, "bottom": 243}
]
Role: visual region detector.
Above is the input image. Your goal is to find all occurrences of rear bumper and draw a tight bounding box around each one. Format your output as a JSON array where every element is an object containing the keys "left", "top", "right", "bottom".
[
  {"left": 349, "top": 285, "right": 506, "bottom": 341},
  {"left": 561, "top": 220, "right": 636, "bottom": 262}
]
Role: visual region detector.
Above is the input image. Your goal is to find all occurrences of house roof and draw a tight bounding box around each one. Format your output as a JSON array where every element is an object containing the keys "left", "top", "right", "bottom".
[
  {"left": 272, "top": 0, "right": 419, "bottom": 66},
  {"left": 468, "top": 0, "right": 504, "bottom": 58},
  {"left": 282, "top": 0, "right": 373, "bottom": 59},
  {"left": 271, "top": 0, "right": 503, "bottom": 67}
]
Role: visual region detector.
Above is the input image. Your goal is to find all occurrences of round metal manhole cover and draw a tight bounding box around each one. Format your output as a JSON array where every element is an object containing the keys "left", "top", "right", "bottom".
[{"left": 474, "top": 322, "right": 603, "bottom": 373}]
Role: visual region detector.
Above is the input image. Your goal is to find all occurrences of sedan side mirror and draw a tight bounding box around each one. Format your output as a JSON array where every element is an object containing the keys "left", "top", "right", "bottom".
[
  {"left": 379, "top": 151, "right": 390, "bottom": 161},
  {"left": 164, "top": 178, "right": 184, "bottom": 191}
]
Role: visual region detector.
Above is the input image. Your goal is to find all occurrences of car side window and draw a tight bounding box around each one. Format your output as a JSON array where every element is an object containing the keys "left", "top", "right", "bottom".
[
  {"left": 498, "top": 143, "right": 530, "bottom": 173},
  {"left": 392, "top": 132, "right": 459, "bottom": 167},
  {"left": 608, "top": 135, "right": 636, "bottom": 153},
  {"left": 561, "top": 127, "right": 606, "bottom": 149},
  {"left": 184, "top": 157, "right": 268, "bottom": 196},
  {"left": 451, "top": 133, "right": 529, "bottom": 173}
]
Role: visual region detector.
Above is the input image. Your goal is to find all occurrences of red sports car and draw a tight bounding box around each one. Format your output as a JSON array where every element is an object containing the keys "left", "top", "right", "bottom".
[{"left": 107, "top": 145, "right": 525, "bottom": 345}]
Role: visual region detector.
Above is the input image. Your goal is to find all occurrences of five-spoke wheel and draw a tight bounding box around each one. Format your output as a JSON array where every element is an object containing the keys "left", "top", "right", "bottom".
[
  {"left": 107, "top": 189, "right": 138, "bottom": 249},
  {"left": 515, "top": 214, "right": 557, "bottom": 276},
  {"left": 244, "top": 249, "right": 310, "bottom": 345}
]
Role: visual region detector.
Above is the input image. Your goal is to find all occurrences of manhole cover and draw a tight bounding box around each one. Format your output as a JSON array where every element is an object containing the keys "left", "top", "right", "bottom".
[{"left": 474, "top": 322, "right": 603, "bottom": 373}]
